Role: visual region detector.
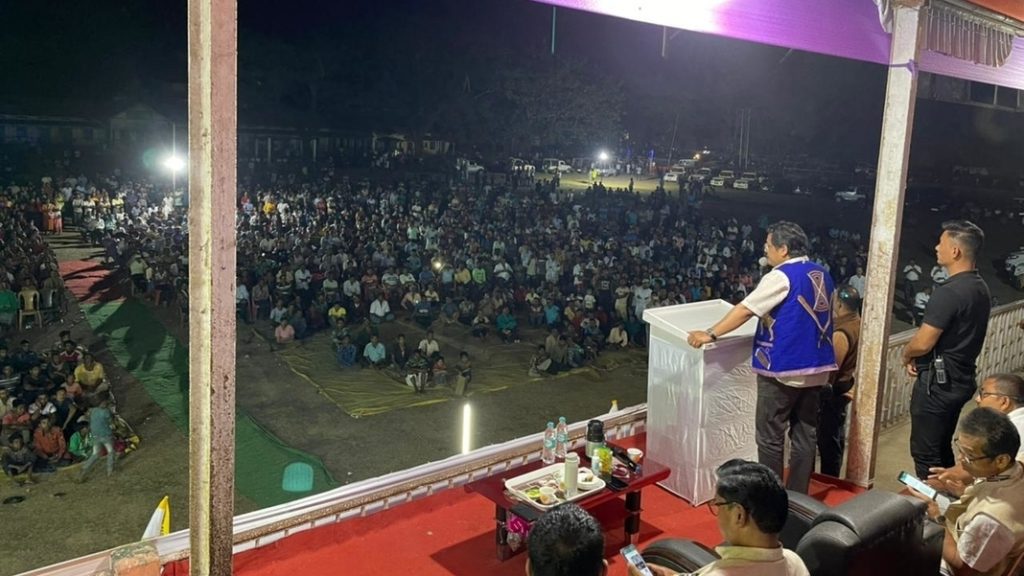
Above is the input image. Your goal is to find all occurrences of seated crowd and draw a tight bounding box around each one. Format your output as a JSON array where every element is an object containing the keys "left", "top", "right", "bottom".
[
  {"left": 63, "top": 166, "right": 868, "bottom": 393},
  {"left": 0, "top": 177, "right": 132, "bottom": 483}
]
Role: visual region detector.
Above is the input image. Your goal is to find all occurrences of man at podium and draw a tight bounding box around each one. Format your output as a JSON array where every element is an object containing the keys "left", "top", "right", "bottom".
[{"left": 687, "top": 221, "right": 837, "bottom": 493}]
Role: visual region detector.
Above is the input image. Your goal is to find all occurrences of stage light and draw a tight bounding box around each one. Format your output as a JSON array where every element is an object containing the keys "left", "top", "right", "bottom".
[
  {"left": 163, "top": 155, "right": 186, "bottom": 173},
  {"left": 461, "top": 403, "right": 472, "bottom": 454}
]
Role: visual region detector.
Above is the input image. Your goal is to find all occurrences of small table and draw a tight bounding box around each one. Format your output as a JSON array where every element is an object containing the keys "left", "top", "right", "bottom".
[{"left": 465, "top": 440, "right": 670, "bottom": 561}]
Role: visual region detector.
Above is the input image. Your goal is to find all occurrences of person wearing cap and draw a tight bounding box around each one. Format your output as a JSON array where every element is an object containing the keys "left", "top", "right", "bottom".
[{"left": 817, "top": 284, "right": 861, "bottom": 477}]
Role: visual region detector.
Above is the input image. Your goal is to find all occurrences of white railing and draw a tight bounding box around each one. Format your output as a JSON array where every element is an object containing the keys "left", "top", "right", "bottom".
[
  {"left": 18, "top": 302, "right": 1024, "bottom": 575},
  {"left": 880, "top": 300, "right": 1024, "bottom": 430},
  {"left": 16, "top": 406, "right": 648, "bottom": 576}
]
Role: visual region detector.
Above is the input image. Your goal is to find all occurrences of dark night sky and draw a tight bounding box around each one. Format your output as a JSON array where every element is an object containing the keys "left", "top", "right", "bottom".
[{"left": 0, "top": 0, "right": 1021, "bottom": 166}]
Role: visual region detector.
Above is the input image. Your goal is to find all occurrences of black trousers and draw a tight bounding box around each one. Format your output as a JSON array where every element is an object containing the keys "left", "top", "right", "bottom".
[
  {"left": 817, "top": 381, "right": 853, "bottom": 477},
  {"left": 909, "top": 367, "right": 976, "bottom": 479},
  {"left": 756, "top": 376, "right": 821, "bottom": 494}
]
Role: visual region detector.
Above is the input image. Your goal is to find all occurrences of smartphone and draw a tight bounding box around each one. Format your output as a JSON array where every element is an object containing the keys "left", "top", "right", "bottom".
[
  {"left": 621, "top": 544, "right": 654, "bottom": 576},
  {"left": 897, "top": 471, "right": 937, "bottom": 500}
]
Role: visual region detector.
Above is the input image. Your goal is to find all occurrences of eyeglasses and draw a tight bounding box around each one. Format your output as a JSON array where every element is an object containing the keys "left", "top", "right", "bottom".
[
  {"left": 976, "top": 388, "right": 1021, "bottom": 402},
  {"left": 707, "top": 499, "right": 736, "bottom": 516},
  {"left": 953, "top": 438, "right": 996, "bottom": 465}
]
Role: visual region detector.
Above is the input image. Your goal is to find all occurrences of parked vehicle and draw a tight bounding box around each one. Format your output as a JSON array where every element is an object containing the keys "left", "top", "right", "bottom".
[
  {"left": 543, "top": 158, "right": 573, "bottom": 174},
  {"left": 508, "top": 158, "right": 536, "bottom": 174},
  {"left": 457, "top": 158, "right": 486, "bottom": 174},
  {"left": 733, "top": 172, "right": 759, "bottom": 190},
  {"left": 834, "top": 186, "right": 867, "bottom": 202},
  {"left": 710, "top": 170, "right": 736, "bottom": 188},
  {"left": 689, "top": 168, "right": 713, "bottom": 183},
  {"left": 664, "top": 171, "right": 684, "bottom": 183}
]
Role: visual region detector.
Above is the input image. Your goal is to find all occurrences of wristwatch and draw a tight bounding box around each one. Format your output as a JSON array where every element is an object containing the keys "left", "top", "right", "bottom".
[{"left": 706, "top": 328, "right": 718, "bottom": 341}]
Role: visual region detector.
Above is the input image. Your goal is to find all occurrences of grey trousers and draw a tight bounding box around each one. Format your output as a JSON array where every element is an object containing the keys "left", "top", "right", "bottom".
[{"left": 756, "top": 375, "right": 822, "bottom": 494}]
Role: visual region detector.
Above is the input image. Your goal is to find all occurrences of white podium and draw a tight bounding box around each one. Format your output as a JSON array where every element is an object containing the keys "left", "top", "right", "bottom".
[{"left": 643, "top": 300, "right": 759, "bottom": 505}]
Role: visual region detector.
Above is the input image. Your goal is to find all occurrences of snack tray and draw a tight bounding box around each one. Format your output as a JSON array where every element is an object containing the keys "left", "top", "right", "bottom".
[{"left": 504, "top": 463, "right": 606, "bottom": 511}]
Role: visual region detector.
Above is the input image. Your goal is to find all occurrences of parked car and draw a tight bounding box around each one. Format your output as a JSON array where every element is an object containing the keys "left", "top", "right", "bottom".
[
  {"left": 710, "top": 170, "right": 736, "bottom": 188},
  {"left": 671, "top": 159, "right": 697, "bottom": 171},
  {"left": 508, "top": 158, "right": 536, "bottom": 174},
  {"left": 542, "top": 158, "right": 573, "bottom": 174},
  {"left": 457, "top": 158, "right": 486, "bottom": 174},
  {"left": 733, "top": 172, "right": 759, "bottom": 190},
  {"left": 690, "top": 168, "right": 713, "bottom": 183},
  {"left": 834, "top": 186, "right": 867, "bottom": 202},
  {"left": 664, "top": 171, "right": 684, "bottom": 183}
]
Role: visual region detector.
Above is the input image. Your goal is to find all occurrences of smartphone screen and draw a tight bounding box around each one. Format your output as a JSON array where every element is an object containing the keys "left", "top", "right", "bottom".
[
  {"left": 898, "top": 471, "right": 938, "bottom": 500},
  {"left": 621, "top": 544, "right": 654, "bottom": 576}
]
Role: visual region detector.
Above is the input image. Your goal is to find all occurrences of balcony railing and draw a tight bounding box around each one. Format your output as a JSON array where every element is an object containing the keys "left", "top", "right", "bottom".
[{"left": 20, "top": 301, "right": 1024, "bottom": 575}]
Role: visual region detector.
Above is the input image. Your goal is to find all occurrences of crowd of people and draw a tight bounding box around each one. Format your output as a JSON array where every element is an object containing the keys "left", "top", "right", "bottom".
[
  {"left": 0, "top": 179, "right": 138, "bottom": 484},
  {"left": 72, "top": 167, "right": 874, "bottom": 392}
]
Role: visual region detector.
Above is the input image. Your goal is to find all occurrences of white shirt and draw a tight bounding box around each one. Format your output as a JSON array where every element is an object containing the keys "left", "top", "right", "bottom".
[
  {"left": 848, "top": 274, "right": 866, "bottom": 295},
  {"left": 941, "top": 515, "right": 1016, "bottom": 576},
  {"left": 1009, "top": 406, "right": 1024, "bottom": 461},
  {"left": 370, "top": 299, "right": 390, "bottom": 317},
  {"left": 931, "top": 265, "right": 949, "bottom": 283},
  {"left": 740, "top": 257, "right": 829, "bottom": 388},
  {"left": 691, "top": 545, "right": 809, "bottom": 576},
  {"left": 914, "top": 291, "right": 930, "bottom": 310}
]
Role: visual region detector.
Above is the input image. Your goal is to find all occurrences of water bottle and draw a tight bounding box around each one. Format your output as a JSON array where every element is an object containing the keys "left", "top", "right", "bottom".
[
  {"left": 542, "top": 422, "right": 556, "bottom": 464},
  {"left": 555, "top": 417, "right": 569, "bottom": 460},
  {"left": 564, "top": 453, "right": 579, "bottom": 498}
]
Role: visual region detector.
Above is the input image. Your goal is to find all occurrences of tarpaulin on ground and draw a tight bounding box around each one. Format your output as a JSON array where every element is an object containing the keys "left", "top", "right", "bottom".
[
  {"left": 80, "top": 297, "right": 337, "bottom": 507},
  {"left": 272, "top": 327, "right": 648, "bottom": 418}
]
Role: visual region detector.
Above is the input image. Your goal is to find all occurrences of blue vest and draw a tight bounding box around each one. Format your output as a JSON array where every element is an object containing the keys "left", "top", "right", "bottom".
[{"left": 751, "top": 260, "right": 837, "bottom": 378}]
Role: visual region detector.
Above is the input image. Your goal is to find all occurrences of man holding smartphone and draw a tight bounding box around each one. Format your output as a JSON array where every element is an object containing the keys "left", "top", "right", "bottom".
[
  {"left": 908, "top": 408, "right": 1024, "bottom": 576},
  {"left": 902, "top": 220, "right": 990, "bottom": 479}
]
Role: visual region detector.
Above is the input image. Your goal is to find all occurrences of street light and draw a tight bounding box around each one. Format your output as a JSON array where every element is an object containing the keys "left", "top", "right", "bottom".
[
  {"left": 163, "top": 154, "right": 186, "bottom": 191},
  {"left": 598, "top": 151, "right": 609, "bottom": 162}
]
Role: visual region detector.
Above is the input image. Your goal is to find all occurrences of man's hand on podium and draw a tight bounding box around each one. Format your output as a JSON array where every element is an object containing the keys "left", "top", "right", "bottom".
[{"left": 687, "top": 330, "right": 714, "bottom": 348}]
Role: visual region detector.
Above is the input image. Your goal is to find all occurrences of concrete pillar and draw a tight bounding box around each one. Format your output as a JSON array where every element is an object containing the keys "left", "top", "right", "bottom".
[
  {"left": 846, "top": 0, "right": 924, "bottom": 488},
  {"left": 187, "top": 0, "right": 238, "bottom": 575}
]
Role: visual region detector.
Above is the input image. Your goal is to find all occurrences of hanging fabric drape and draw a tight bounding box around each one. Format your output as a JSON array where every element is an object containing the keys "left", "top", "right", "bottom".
[{"left": 925, "top": 2, "right": 1016, "bottom": 67}]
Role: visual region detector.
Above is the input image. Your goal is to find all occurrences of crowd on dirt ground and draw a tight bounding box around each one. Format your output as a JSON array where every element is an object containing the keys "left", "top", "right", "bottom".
[
  {"left": 13, "top": 160, "right": 872, "bottom": 390},
  {"left": 0, "top": 177, "right": 141, "bottom": 486}
]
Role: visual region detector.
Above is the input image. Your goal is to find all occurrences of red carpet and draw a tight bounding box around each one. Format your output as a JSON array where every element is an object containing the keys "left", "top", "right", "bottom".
[
  {"left": 164, "top": 475, "right": 860, "bottom": 576},
  {"left": 59, "top": 259, "right": 126, "bottom": 303}
]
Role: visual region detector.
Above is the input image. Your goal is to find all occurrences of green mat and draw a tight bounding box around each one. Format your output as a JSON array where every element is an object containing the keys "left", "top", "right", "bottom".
[{"left": 82, "top": 299, "right": 337, "bottom": 507}]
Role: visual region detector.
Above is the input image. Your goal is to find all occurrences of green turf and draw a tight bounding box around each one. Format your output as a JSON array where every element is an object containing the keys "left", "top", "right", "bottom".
[{"left": 82, "top": 298, "right": 337, "bottom": 507}]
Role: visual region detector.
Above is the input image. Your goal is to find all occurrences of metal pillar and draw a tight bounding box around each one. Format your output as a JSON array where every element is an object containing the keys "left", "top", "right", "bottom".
[
  {"left": 187, "top": 0, "right": 238, "bottom": 574},
  {"left": 846, "top": 0, "right": 924, "bottom": 488}
]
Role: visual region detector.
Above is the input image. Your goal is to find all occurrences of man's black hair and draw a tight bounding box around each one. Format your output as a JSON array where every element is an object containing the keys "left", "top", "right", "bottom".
[
  {"left": 766, "top": 221, "right": 810, "bottom": 258},
  {"left": 527, "top": 503, "right": 605, "bottom": 576},
  {"left": 941, "top": 219, "right": 984, "bottom": 261},
  {"left": 835, "top": 284, "right": 862, "bottom": 313},
  {"left": 714, "top": 459, "right": 789, "bottom": 535},
  {"left": 960, "top": 407, "right": 1020, "bottom": 461},
  {"left": 986, "top": 373, "right": 1024, "bottom": 405}
]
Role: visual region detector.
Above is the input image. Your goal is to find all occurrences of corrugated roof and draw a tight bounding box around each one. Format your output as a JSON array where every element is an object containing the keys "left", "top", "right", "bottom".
[{"left": 967, "top": 0, "right": 1024, "bottom": 21}]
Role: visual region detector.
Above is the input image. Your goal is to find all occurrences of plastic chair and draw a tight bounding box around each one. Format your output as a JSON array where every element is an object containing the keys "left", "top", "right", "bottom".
[
  {"left": 39, "top": 288, "right": 61, "bottom": 324},
  {"left": 18, "top": 289, "right": 42, "bottom": 330},
  {"left": 282, "top": 462, "right": 314, "bottom": 493}
]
